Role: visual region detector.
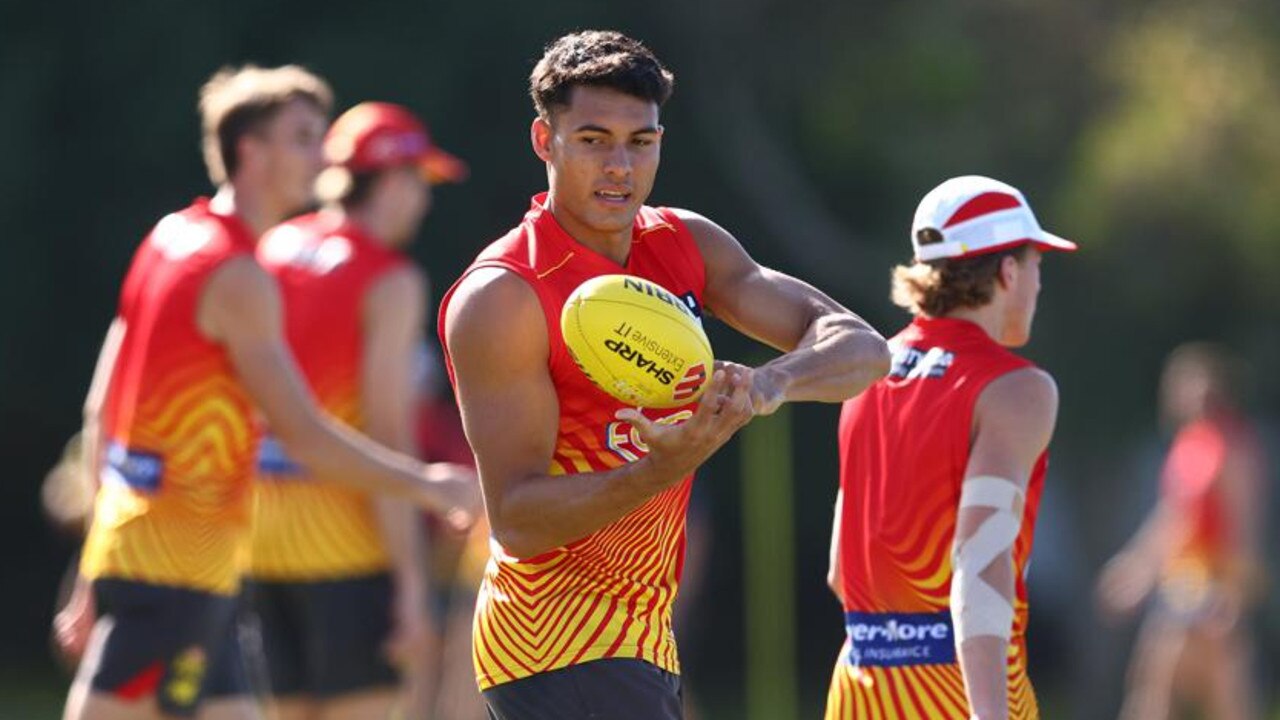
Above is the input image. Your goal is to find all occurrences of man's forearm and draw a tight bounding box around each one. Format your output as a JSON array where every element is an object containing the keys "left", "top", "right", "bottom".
[
  {"left": 376, "top": 498, "right": 428, "bottom": 590},
  {"left": 957, "top": 637, "right": 1009, "bottom": 720},
  {"left": 488, "top": 456, "right": 677, "bottom": 558},
  {"left": 281, "top": 413, "right": 443, "bottom": 504},
  {"left": 759, "top": 314, "right": 889, "bottom": 405}
]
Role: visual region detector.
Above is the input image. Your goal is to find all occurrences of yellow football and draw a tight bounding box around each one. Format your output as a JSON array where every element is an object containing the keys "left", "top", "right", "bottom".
[{"left": 561, "top": 274, "right": 714, "bottom": 408}]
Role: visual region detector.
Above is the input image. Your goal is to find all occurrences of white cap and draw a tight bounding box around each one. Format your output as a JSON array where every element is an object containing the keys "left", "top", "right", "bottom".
[{"left": 910, "top": 175, "right": 1077, "bottom": 262}]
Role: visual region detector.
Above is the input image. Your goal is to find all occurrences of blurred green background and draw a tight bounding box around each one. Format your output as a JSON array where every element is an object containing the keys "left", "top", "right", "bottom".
[{"left": 3, "top": 0, "right": 1278, "bottom": 717}]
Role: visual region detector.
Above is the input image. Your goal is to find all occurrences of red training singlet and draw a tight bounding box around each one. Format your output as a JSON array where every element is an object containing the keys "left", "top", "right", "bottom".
[
  {"left": 438, "top": 193, "right": 707, "bottom": 689},
  {"left": 81, "top": 198, "right": 260, "bottom": 595},
  {"left": 250, "top": 211, "right": 410, "bottom": 579},
  {"left": 1159, "top": 412, "right": 1259, "bottom": 585},
  {"left": 827, "top": 316, "right": 1047, "bottom": 720}
]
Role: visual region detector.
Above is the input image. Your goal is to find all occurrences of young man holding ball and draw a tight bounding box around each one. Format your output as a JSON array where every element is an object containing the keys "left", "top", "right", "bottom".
[{"left": 440, "top": 29, "right": 889, "bottom": 720}]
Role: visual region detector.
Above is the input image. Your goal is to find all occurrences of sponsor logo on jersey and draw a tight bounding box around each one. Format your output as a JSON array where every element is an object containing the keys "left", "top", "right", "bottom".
[
  {"left": 844, "top": 611, "right": 956, "bottom": 667},
  {"left": 256, "top": 435, "right": 305, "bottom": 477},
  {"left": 151, "top": 214, "right": 215, "bottom": 260},
  {"left": 890, "top": 345, "right": 955, "bottom": 380},
  {"left": 260, "top": 226, "right": 354, "bottom": 274},
  {"left": 104, "top": 443, "right": 164, "bottom": 492},
  {"left": 679, "top": 291, "right": 703, "bottom": 319}
]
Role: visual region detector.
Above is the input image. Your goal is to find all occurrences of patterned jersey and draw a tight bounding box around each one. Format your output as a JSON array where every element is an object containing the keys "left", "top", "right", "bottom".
[
  {"left": 81, "top": 199, "right": 259, "bottom": 595},
  {"left": 827, "top": 316, "right": 1047, "bottom": 720},
  {"left": 249, "top": 212, "right": 409, "bottom": 579},
  {"left": 438, "top": 193, "right": 707, "bottom": 689}
]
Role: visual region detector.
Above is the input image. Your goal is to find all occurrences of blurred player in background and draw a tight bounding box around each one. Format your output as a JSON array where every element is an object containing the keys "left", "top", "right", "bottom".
[
  {"left": 826, "top": 176, "right": 1076, "bottom": 720},
  {"left": 1097, "top": 342, "right": 1268, "bottom": 720},
  {"left": 440, "top": 30, "right": 888, "bottom": 720},
  {"left": 248, "top": 101, "right": 469, "bottom": 720},
  {"left": 54, "top": 66, "right": 477, "bottom": 720}
]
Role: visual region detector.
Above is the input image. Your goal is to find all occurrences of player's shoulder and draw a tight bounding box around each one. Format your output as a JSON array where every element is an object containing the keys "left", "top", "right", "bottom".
[
  {"left": 661, "top": 206, "right": 719, "bottom": 238},
  {"left": 978, "top": 366, "right": 1059, "bottom": 424},
  {"left": 366, "top": 263, "right": 426, "bottom": 310},
  {"left": 446, "top": 266, "right": 540, "bottom": 329},
  {"left": 443, "top": 266, "right": 547, "bottom": 369},
  {"left": 140, "top": 200, "right": 250, "bottom": 266}
]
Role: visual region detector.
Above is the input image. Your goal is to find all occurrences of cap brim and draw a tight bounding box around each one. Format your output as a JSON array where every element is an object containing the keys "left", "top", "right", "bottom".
[
  {"left": 419, "top": 148, "right": 469, "bottom": 184},
  {"left": 1031, "top": 230, "right": 1077, "bottom": 253}
]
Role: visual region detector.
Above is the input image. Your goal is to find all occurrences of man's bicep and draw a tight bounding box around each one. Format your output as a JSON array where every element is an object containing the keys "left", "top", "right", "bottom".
[
  {"left": 362, "top": 268, "right": 427, "bottom": 452},
  {"left": 679, "top": 209, "right": 840, "bottom": 352},
  {"left": 446, "top": 273, "right": 559, "bottom": 495},
  {"left": 204, "top": 259, "right": 320, "bottom": 439}
]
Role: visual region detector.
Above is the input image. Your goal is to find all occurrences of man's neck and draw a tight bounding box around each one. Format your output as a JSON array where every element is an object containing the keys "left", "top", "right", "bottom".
[
  {"left": 544, "top": 191, "right": 631, "bottom": 266},
  {"left": 210, "top": 183, "right": 285, "bottom": 239},
  {"left": 943, "top": 303, "right": 1004, "bottom": 343},
  {"left": 343, "top": 202, "right": 395, "bottom": 247}
]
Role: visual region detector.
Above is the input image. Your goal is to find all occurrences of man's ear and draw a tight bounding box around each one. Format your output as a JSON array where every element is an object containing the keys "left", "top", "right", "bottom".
[
  {"left": 236, "top": 133, "right": 262, "bottom": 176},
  {"left": 531, "top": 117, "right": 553, "bottom": 162},
  {"left": 997, "top": 253, "right": 1019, "bottom": 290}
]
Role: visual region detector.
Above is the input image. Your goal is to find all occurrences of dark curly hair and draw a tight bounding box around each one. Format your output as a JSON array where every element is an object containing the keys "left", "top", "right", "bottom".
[
  {"left": 529, "top": 30, "right": 675, "bottom": 119},
  {"left": 891, "top": 245, "right": 1030, "bottom": 317}
]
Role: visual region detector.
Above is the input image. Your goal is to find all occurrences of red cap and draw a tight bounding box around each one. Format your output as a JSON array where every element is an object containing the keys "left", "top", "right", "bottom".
[{"left": 324, "top": 102, "right": 468, "bottom": 183}]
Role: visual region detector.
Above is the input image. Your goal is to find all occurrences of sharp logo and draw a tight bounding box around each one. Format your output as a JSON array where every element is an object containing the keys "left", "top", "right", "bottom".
[{"left": 603, "top": 338, "right": 676, "bottom": 385}]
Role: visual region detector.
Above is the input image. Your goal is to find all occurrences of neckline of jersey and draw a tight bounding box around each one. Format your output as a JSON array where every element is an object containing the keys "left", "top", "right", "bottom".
[{"left": 525, "top": 192, "right": 642, "bottom": 273}]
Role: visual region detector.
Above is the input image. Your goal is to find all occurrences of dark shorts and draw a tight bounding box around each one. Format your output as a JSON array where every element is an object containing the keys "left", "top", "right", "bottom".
[
  {"left": 483, "top": 658, "right": 683, "bottom": 720},
  {"left": 89, "top": 578, "right": 249, "bottom": 717},
  {"left": 246, "top": 572, "right": 398, "bottom": 698}
]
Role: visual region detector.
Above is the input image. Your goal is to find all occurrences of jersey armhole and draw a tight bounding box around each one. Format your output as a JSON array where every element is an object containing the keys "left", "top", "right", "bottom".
[
  {"left": 438, "top": 260, "right": 568, "bottom": 388},
  {"left": 654, "top": 207, "right": 708, "bottom": 302}
]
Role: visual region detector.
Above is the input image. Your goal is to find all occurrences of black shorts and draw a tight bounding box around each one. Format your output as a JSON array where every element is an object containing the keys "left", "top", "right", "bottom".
[
  {"left": 483, "top": 658, "right": 683, "bottom": 720},
  {"left": 246, "top": 572, "right": 398, "bottom": 698},
  {"left": 89, "top": 578, "right": 249, "bottom": 717}
]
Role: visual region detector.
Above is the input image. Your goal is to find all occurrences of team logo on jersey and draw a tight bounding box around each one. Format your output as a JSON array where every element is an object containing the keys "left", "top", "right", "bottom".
[
  {"left": 606, "top": 408, "right": 694, "bottom": 462},
  {"left": 890, "top": 345, "right": 954, "bottom": 380}
]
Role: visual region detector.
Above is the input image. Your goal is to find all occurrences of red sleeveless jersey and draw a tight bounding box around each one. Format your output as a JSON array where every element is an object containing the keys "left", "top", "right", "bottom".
[
  {"left": 826, "top": 316, "right": 1047, "bottom": 720},
  {"left": 81, "top": 199, "right": 260, "bottom": 595},
  {"left": 438, "top": 193, "right": 706, "bottom": 689},
  {"left": 249, "top": 212, "right": 409, "bottom": 579},
  {"left": 1159, "top": 413, "right": 1259, "bottom": 580}
]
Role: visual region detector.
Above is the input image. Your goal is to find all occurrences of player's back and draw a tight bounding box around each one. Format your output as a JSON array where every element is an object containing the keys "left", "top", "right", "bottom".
[
  {"left": 249, "top": 211, "right": 407, "bottom": 580},
  {"left": 829, "top": 316, "right": 1045, "bottom": 719},
  {"left": 82, "top": 199, "right": 260, "bottom": 595}
]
